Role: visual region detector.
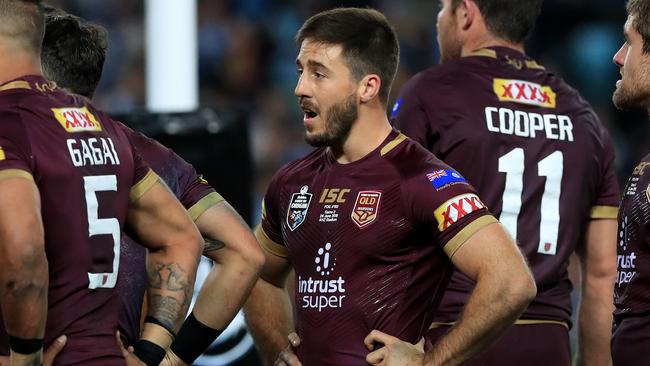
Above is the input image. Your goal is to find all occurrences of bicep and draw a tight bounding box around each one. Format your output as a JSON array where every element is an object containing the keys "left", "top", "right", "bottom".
[
  {"left": 127, "top": 180, "right": 199, "bottom": 249},
  {"left": 579, "top": 219, "right": 617, "bottom": 279},
  {"left": 0, "top": 177, "right": 43, "bottom": 256},
  {"left": 449, "top": 222, "right": 522, "bottom": 281},
  {"left": 254, "top": 225, "right": 292, "bottom": 288}
]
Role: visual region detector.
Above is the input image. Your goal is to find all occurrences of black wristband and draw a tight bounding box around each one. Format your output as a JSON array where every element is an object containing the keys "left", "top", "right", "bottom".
[
  {"left": 170, "top": 312, "right": 222, "bottom": 364},
  {"left": 133, "top": 339, "right": 166, "bottom": 366},
  {"left": 144, "top": 316, "right": 177, "bottom": 339},
  {"left": 8, "top": 335, "right": 43, "bottom": 354}
]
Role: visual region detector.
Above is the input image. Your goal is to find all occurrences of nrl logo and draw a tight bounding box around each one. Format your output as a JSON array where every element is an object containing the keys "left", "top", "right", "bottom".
[
  {"left": 287, "top": 185, "right": 313, "bottom": 231},
  {"left": 351, "top": 191, "right": 381, "bottom": 228}
]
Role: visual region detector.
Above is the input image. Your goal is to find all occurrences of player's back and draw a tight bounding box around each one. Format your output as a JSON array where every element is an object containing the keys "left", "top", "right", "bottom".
[
  {"left": 393, "top": 47, "right": 619, "bottom": 325},
  {"left": 0, "top": 76, "right": 154, "bottom": 365}
]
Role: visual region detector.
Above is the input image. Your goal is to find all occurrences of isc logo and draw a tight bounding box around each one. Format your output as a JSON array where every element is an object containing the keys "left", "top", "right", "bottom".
[
  {"left": 52, "top": 107, "right": 102, "bottom": 133},
  {"left": 319, "top": 188, "right": 350, "bottom": 204}
]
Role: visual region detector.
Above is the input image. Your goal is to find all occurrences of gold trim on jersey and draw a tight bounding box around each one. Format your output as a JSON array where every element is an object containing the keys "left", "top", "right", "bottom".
[
  {"left": 0, "top": 80, "right": 31, "bottom": 92},
  {"left": 0, "top": 147, "right": 5, "bottom": 161},
  {"left": 380, "top": 133, "right": 408, "bottom": 156},
  {"left": 590, "top": 205, "right": 618, "bottom": 219},
  {"left": 255, "top": 225, "right": 288, "bottom": 258},
  {"left": 187, "top": 192, "right": 225, "bottom": 221},
  {"left": 465, "top": 48, "right": 497, "bottom": 59},
  {"left": 525, "top": 60, "right": 546, "bottom": 70},
  {"left": 129, "top": 169, "right": 160, "bottom": 202},
  {"left": 430, "top": 319, "right": 568, "bottom": 330},
  {"left": 443, "top": 215, "right": 498, "bottom": 258},
  {"left": 0, "top": 169, "right": 34, "bottom": 182}
]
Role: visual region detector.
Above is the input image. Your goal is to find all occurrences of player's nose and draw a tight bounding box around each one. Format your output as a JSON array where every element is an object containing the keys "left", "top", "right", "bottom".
[{"left": 613, "top": 43, "right": 627, "bottom": 67}]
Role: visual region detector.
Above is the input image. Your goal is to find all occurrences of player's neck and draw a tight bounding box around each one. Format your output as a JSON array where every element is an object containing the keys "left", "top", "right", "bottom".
[
  {"left": 0, "top": 53, "right": 42, "bottom": 86},
  {"left": 461, "top": 36, "right": 525, "bottom": 56},
  {"left": 331, "top": 106, "right": 392, "bottom": 164}
]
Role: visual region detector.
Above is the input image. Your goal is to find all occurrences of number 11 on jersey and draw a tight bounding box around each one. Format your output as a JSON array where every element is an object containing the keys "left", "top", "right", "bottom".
[{"left": 499, "top": 148, "right": 563, "bottom": 255}]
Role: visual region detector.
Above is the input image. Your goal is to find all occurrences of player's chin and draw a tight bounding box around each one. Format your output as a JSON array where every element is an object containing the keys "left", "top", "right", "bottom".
[{"left": 612, "top": 87, "right": 645, "bottom": 111}]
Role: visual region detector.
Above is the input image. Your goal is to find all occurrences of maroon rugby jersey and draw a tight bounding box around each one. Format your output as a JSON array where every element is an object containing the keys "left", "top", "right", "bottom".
[
  {"left": 615, "top": 155, "right": 650, "bottom": 319},
  {"left": 392, "top": 46, "right": 620, "bottom": 325},
  {"left": 114, "top": 122, "right": 222, "bottom": 346},
  {"left": 0, "top": 76, "right": 157, "bottom": 365},
  {"left": 258, "top": 130, "right": 497, "bottom": 365}
]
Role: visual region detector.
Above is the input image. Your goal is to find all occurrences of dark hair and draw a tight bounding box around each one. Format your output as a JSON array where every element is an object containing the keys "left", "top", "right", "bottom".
[
  {"left": 627, "top": 0, "right": 650, "bottom": 54},
  {"left": 452, "top": 0, "right": 542, "bottom": 44},
  {"left": 41, "top": 12, "right": 107, "bottom": 98},
  {"left": 295, "top": 7, "right": 399, "bottom": 104},
  {"left": 0, "top": 0, "right": 45, "bottom": 55}
]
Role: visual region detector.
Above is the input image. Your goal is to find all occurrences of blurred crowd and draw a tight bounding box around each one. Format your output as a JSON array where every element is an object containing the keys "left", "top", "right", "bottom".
[{"left": 44, "top": 0, "right": 648, "bottom": 217}]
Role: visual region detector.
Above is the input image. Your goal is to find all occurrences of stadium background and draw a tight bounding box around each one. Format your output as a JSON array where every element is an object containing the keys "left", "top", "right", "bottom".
[{"left": 44, "top": 0, "right": 642, "bottom": 365}]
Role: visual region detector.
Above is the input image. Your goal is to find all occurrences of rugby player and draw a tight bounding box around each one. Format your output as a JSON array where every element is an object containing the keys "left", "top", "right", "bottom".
[
  {"left": 391, "top": 1, "right": 620, "bottom": 365},
  {"left": 610, "top": 1, "right": 650, "bottom": 364},
  {"left": 243, "top": 7, "right": 536, "bottom": 366},
  {"left": 36, "top": 9, "right": 265, "bottom": 366},
  {"left": 0, "top": 1, "right": 202, "bottom": 365}
]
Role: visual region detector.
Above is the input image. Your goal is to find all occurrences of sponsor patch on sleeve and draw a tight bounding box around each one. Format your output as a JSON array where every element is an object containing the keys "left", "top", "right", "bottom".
[
  {"left": 434, "top": 193, "right": 485, "bottom": 231},
  {"left": 52, "top": 106, "right": 102, "bottom": 132},
  {"left": 427, "top": 169, "right": 467, "bottom": 190},
  {"left": 493, "top": 79, "right": 556, "bottom": 108}
]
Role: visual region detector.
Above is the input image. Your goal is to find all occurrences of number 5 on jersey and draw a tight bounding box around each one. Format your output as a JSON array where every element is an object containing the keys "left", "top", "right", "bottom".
[{"left": 84, "top": 175, "right": 120, "bottom": 289}]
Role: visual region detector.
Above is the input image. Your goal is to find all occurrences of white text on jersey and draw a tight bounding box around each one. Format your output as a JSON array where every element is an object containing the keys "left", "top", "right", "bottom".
[
  {"left": 485, "top": 107, "right": 574, "bottom": 142},
  {"left": 67, "top": 138, "right": 121, "bottom": 167}
]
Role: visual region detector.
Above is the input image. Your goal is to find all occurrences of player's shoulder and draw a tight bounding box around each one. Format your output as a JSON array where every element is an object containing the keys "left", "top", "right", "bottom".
[
  {"left": 270, "top": 148, "right": 327, "bottom": 186},
  {"left": 381, "top": 133, "right": 442, "bottom": 178}
]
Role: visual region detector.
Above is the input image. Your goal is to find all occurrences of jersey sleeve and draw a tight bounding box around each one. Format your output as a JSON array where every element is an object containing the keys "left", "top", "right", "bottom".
[
  {"left": 403, "top": 163, "right": 498, "bottom": 258},
  {"left": 175, "top": 163, "right": 223, "bottom": 221},
  {"left": 0, "top": 111, "right": 34, "bottom": 182},
  {"left": 590, "top": 129, "right": 620, "bottom": 219},
  {"left": 257, "top": 170, "right": 288, "bottom": 258},
  {"left": 128, "top": 150, "right": 159, "bottom": 202}
]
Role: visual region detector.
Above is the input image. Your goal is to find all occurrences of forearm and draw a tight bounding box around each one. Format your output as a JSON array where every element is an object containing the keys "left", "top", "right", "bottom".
[
  {"left": 425, "top": 276, "right": 532, "bottom": 365},
  {"left": 244, "top": 279, "right": 294, "bottom": 366},
  {"left": 0, "top": 252, "right": 48, "bottom": 366},
  {"left": 576, "top": 279, "right": 614, "bottom": 366},
  {"left": 145, "top": 246, "right": 199, "bottom": 337},
  {"left": 193, "top": 252, "right": 260, "bottom": 330}
]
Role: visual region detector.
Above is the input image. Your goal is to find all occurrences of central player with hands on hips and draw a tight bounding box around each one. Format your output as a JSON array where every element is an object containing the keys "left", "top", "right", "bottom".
[{"left": 243, "top": 7, "right": 536, "bottom": 366}]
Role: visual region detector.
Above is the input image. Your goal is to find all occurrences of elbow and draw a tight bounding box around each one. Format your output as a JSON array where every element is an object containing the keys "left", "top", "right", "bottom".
[
  {"left": 510, "top": 271, "right": 537, "bottom": 309},
  {"left": 1, "top": 242, "right": 48, "bottom": 295}
]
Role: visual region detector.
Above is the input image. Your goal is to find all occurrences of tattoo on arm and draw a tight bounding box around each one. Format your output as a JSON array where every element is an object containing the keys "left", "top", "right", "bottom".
[
  {"left": 147, "top": 263, "right": 193, "bottom": 331},
  {"left": 203, "top": 238, "right": 225, "bottom": 254}
]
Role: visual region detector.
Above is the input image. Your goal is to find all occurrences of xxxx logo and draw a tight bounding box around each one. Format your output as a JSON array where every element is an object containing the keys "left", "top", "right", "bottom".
[
  {"left": 493, "top": 79, "right": 556, "bottom": 108},
  {"left": 434, "top": 193, "right": 485, "bottom": 231}
]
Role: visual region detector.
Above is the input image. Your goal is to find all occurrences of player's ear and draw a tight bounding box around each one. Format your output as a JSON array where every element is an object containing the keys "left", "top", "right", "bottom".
[
  {"left": 358, "top": 74, "right": 381, "bottom": 104},
  {"left": 458, "top": 0, "right": 478, "bottom": 31}
]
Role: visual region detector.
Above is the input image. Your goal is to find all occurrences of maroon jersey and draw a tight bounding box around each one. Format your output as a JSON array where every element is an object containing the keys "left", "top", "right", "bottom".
[
  {"left": 258, "top": 130, "right": 497, "bottom": 365},
  {"left": 615, "top": 154, "right": 650, "bottom": 319},
  {"left": 0, "top": 76, "right": 157, "bottom": 365},
  {"left": 392, "top": 46, "right": 620, "bottom": 325},
  {"left": 114, "top": 123, "right": 222, "bottom": 346}
]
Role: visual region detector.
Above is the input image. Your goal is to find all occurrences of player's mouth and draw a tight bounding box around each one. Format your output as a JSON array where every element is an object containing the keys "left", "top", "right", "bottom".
[{"left": 301, "top": 103, "right": 320, "bottom": 125}]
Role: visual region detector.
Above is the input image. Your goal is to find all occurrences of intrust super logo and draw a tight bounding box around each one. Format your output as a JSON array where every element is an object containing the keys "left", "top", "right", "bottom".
[
  {"left": 298, "top": 242, "right": 346, "bottom": 312},
  {"left": 434, "top": 193, "right": 485, "bottom": 231},
  {"left": 493, "top": 79, "right": 556, "bottom": 108},
  {"left": 52, "top": 107, "right": 102, "bottom": 132}
]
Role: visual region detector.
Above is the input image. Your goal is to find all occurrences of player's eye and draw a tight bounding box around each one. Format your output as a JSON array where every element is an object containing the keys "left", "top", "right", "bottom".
[
  {"left": 296, "top": 68, "right": 303, "bottom": 76},
  {"left": 313, "top": 72, "right": 325, "bottom": 79}
]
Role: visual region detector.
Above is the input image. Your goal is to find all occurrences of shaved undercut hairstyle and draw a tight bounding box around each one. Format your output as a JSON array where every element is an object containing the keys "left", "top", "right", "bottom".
[
  {"left": 451, "top": 0, "right": 542, "bottom": 44},
  {"left": 0, "top": 0, "right": 45, "bottom": 56},
  {"left": 296, "top": 7, "right": 400, "bottom": 105}
]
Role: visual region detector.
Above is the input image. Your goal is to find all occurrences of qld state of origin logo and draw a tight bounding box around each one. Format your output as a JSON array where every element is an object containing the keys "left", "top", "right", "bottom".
[
  {"left": 287, "top": 185, "right": 313, "bottom": 231},
  {"left": 351, "top": 191, "right": 381, "bottom": 228}
]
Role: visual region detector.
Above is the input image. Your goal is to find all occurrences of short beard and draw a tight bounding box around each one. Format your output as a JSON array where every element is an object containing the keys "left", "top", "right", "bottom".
[
  {"left": 305, "top": 93, "right": 357, "bottom": 148},
  {"left": 613, "top": 85, "right": 650, "bottom": 111}
]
